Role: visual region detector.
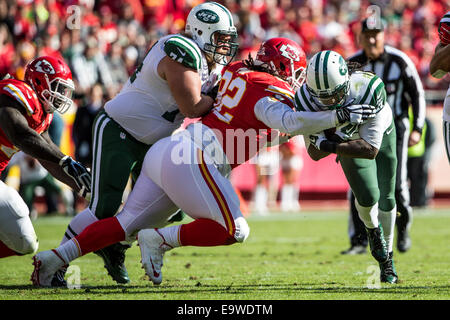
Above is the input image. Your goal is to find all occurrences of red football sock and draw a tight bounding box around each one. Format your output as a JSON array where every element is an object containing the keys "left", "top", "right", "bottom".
[
  {"left": 0, "top": 240, "right": 19, "bottom": 258},
  {"left": 74, "top": 217, "right": 125, "bottom": 255},
  {"left": 179, "top": 218, "right": 236, "bottom": 247}
]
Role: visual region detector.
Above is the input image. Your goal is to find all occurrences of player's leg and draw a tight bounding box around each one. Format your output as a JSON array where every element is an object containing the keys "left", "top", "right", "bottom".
[
  {"left": 31, "top": 171, "right": 178, "bottom": 287},
  {"left": 137, "top": 137, "right": 249, "bottom": 284},
  {"left": 376, "top": 123, "right": 399, "bottom": 283},
  {"left": 341, "top": 190, "right": 368, "bottom": 255},
  {"left": 339, "top": 157, "right": 388, "bottom": 263},
  {"left": 394, "top": 118, "right": 413, "bottom": 252},
  {"left": 0, "top": 181, "right": 38, "bottom": 258},
  {"left": 58, "top": 111, "right": 149, "bottom": 284}
]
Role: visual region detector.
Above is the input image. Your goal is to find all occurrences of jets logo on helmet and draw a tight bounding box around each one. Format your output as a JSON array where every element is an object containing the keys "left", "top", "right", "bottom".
[
  {"left": 338, "top": 56, "right": 348, "bottom": 76},
  {"left": 196, "top": 10, "right": 220, "bottom": 24},
  {"left": 34, "top": 60, "right": 56, "bottom": 74},
  {"left": 185, "top": 2, "right": 238, "bottom": 65},
  {"left": 280, "top": 44, "right": 300, "bottom": 62}
]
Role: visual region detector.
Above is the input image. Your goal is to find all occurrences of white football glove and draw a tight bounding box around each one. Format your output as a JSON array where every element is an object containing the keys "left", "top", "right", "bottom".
[{"left": 336, "top": 103, "right": 380, "bottom": 125}]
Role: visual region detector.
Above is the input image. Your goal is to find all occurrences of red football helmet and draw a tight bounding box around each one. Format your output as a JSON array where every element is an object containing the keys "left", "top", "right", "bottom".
[
  {"left": 24, "top": 56, "right": 75, "bottom": 114},
  {"left": 255, "top": 37, "right": 307, "bottom": 91},
  {"left": 438, "top": 20, "right": 450, "bottom": 45}
]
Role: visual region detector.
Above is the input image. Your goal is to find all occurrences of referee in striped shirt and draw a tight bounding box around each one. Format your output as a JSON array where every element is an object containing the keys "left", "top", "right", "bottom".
[{"left": 341, "top": 18, "right": 426, "bottom": 255}]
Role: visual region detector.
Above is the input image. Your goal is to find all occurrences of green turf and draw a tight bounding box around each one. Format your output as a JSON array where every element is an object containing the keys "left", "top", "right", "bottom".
[{"left": 0, "top": 208, "right": 449, "bottom": 300}]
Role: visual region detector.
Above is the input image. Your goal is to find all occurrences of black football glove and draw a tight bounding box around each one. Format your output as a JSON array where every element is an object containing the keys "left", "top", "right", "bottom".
[{"left": 59, "top": 156, "right": 91, "bottom": 198}]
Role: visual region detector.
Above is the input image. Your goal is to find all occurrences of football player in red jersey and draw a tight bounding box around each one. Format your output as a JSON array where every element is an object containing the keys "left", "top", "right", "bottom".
[
  {"left": 31, "top": 38, "right": 377, "bottom": 287},
  {"left": 0, "top": 56, "right": 91, "bottom": 264}
]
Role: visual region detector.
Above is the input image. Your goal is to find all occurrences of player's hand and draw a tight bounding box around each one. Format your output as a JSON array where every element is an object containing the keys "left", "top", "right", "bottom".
[
  {"left": 309, "top": 132, "right": 327, "bottom": 150},
  {"left": 337, "top": 104, "right": 379, "bottom": 125},
  {"left": 59, "top": 156, "right": 92, "bottom": 197}
]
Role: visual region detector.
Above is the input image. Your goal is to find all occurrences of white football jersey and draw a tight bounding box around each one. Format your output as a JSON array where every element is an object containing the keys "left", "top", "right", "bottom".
[{"left": 105, "top": 34, "right": 222, "bottom": 145}]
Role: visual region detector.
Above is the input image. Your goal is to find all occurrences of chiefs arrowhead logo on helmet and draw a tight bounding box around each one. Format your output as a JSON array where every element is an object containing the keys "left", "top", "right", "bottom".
[{"left": 34, "top": 60, "right": 56, "bottom": 74}]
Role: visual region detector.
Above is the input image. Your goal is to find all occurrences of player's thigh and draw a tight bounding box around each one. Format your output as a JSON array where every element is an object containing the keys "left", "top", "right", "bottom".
[
  {"left": 116, "top": 173, "right": 178, "bottom": 241},
  {"left": 339, "top": 157, "right": 379, "bottom": 207},
  {"left": 376, "top": 126, "right": 397, "bottom": 211},
  {"left": 165, "top": 149, "right": 246, "bottom": 241},
  {"left": 144, "top": 137, "right": 248, "bottom": 242},
  {"left": 0, "top": 181, "right": 38, "bottom": 254},
  {"left": 90, "top": 112, "right": 146, "bottom": 219}
]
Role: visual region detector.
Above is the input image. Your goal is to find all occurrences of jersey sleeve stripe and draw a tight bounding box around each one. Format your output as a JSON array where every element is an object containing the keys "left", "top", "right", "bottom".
[
  {"left": 294, "top": 93, "right": 306, "bottom": 111},
  {"left": 3, "top": 84, "right": 34, "bottom": 115},
  {"left": 360, "top": 76, "right": 379, "bottom": 104},
  {"left": 370, "top": 81, "right": 386, "bottom": 107},
  {"left": 265, "top": 86, "right": 294, "bottom": 101},
  {"left": 299, "top": 86, "right": 316, "bottom": 111},
  {"left": 168, "top": 36, "right": 202, "bottom": 69},
  {"left": 363, "top": 77, "right": 383, "bottom": 105}
]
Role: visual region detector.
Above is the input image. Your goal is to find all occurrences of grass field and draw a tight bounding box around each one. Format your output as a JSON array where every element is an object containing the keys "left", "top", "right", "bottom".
[{"left": 0, "top": 207, "right": 449, "bottom": 300}]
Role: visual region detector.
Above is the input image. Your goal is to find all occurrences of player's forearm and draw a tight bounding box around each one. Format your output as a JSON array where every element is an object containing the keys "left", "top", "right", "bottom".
[
  {"left": 307, "top": 145, "right": 330, "bottom": 161},
  {"left": 181, "top": 95, "right": 215, "bottom": 118},
  {"left": 336, "top": 139, "right": 378, "bottom": 159},
  {"left": 430, "top": 44, "right": 450, "bottom": 78}
]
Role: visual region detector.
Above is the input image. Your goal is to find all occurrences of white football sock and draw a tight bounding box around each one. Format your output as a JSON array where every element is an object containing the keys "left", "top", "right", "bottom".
[
  {"left": 155, "top": 225, "right": 181, "bottom": 248},
  {"left": 378, "top": 206, "right": 397, "bottom": 253},
  {"left": 60, "top": 208, "right": 98, "bottom": 245},
  {"left": 55, "top": 239, "right": 81, "bottom": 264},
  {"left": 355, "top": 200, "right": 379, "bottom": 229}
]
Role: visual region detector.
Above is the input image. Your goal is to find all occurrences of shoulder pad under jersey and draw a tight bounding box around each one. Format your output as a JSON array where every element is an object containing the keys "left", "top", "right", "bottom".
[{"left": 164, "top": 35, "right": 203, "bottom": 71}]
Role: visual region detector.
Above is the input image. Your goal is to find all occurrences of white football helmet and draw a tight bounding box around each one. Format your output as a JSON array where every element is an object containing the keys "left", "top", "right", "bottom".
[
  {"left": 305, "top": 50, "right": 350, "bottom": 109},
  {"left": 185, "top": 1, "right": 238, "bottom": 65}
]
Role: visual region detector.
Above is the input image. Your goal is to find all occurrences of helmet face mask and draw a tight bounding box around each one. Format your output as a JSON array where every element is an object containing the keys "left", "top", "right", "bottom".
[
  {"left": 185, "top": 2, "right": 238, "bottom": 65},
  {"left": 254, "top": 37, "right": 306, "bottom": 91},
  {"left": 305, "top": 50, "right": 350, "bottom": 109},
  {"left": 25, "top": 56, "right": 74, "bottom": 114}
]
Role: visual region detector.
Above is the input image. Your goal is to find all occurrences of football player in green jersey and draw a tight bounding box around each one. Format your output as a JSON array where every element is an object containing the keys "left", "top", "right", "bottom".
[
  {"left": 52, "top": 2, "right": 238, "bottom": 286},
  {"left": 296, "top": 50, "right": 398, "bottom": 284}
]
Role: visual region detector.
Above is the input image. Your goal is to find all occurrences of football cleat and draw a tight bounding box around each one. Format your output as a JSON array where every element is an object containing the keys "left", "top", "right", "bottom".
[
  {"left": 366, "top": 225, "right": 389, "bottom": 263},
  {"left": 31, "top": 250, "right": 66, "bottom": 287},
  {"left": 379, "top": 251, "right": 398, "bottom": 284},
  {"left": 340, "top": 244, "right": 367, "bottom": 255},
  {"left": 94, "top": 243, "right": 130, "bottom": 284},
  {"left": 138, "top": 229, "right": 173, "bottom": 285}
]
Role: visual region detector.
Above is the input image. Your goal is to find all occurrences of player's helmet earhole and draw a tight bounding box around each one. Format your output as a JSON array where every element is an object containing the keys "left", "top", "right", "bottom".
[
  {"left": 279, "top": 62, "right": 286, "bottom": 71},
  {"left": 35, "top": 78, "right": 41, "bottom": 85},
  {"left": 198, "top": 30, "right": 203, "bottom": 36}
]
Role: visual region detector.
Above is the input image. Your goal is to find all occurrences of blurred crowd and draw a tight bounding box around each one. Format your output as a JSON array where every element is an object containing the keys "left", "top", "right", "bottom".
[{"left": 0, "top": 0, "right": 448, "bottom": 215}]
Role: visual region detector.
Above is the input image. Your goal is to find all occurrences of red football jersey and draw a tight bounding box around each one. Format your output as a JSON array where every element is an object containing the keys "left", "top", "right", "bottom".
[
  {"left": 201, "top": 61, "right": 295, "bottom": 168},
  {"left": 0, "top": 79, "right": 53, "bottom": 173}
]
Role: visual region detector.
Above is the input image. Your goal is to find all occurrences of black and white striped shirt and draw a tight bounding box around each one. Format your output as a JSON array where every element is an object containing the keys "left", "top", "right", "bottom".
[{"left": 348, "top": 45, "right": 426, "bottom": 132}]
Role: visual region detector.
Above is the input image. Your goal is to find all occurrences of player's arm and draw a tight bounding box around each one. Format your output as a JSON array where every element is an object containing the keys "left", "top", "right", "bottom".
[
  {"left": 309, "top": 135, "right": 378, "bottom": 160},
  {"left": 37, "top": 131, "right": 81, "bottom": 192},
  {"left": 0, "top": 96, "right": 65, "bottom": 162},
  {"left": 159, "top": 40, "right": 214, "bottom": 118},
  {"left": 430, "top": 43, "right": 450, "bottom": 79}
]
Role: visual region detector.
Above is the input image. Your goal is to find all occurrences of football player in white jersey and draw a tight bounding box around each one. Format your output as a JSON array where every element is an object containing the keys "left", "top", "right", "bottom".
[
  {"left": 298, "top": 50, "right": 399, "bottom": 284},
  {"left": 430, "top": 11, "right": 450, "bottom": 163},
  {"left": 53, "top": 1, "right": 239, "bottom": 285}
]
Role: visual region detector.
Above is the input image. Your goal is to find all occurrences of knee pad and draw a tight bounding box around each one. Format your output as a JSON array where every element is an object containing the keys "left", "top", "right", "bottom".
[{"left": 233, "top": 217, "right": 250, "bottom": 243}]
